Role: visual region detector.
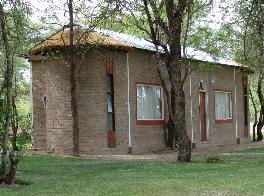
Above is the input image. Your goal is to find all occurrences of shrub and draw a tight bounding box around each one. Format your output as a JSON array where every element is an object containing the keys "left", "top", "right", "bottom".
[
  {"left": 206, "top": 154, "right": 223, "bottom": 163},
  {"left": 17, "top": 112, "right": 32, "bottom": 150}
]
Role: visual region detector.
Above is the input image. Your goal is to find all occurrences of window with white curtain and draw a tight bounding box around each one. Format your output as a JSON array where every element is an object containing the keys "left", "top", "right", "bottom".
[
  {"left": 215, "top": 91, "right": 232, "bottom": 120},
  {"left": 137, "top": 84, "right": 164, "bottom": 120}
]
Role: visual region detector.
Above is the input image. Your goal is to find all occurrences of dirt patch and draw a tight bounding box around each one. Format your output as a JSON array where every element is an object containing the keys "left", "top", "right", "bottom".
[
  {"left": 25, "top": 141, "right": 264, "bottom": 161},
  {"left": 0, "top": 183, "right": 19, "bottom": 189},
  {"left": 0, "top": 179, "right": 31, "bottom": 189}
]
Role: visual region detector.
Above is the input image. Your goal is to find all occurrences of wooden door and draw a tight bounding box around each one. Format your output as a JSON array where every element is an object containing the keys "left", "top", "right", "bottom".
[{"left": 199, "top": 92, "right": 207, "bottom": 141}]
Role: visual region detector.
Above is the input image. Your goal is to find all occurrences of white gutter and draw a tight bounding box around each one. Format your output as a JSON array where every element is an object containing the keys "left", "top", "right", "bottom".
[
  {"left": 189, "top": 64, "right": 194, "bottom": 143},
  {"left": 234, "top": 67, "right": 238, "bottom": 139},
  {"left": 127, "top": 52, "right": 132, "bottom": 151}
]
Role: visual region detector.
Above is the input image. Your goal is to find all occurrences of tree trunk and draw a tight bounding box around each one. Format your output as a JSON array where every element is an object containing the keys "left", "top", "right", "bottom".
[
  {"left": 141, "top": 0, "right": 192, "bottom": 161},
  {"left": 167, "top": 54, "right": 191, "bottom": 162},
  {"left": 3, "top": 98, "right": 19, "bottom": 185},
  {"left": 256, "top": 75, "right": 264, "bottom": 141},
  {"left": 0, "top": 2, "right": 13, "bottom": 176},
  {"left": 256, "top": 109, "right": 264, "bottom": 141},
  {"left": 166, "top": 118, "right": 176, "bottom": 149},
  {"left": 172, "top": 81, "right": 191, "bottom": 162},
  {"left": 68, "top": 0, "right": 80, "bottom": 156},
  {"left": 166, "top": 0, "right": 191, "bottom": 162},
  {"left": 3, "top": 151, "right": 18, "bottom": 185},
  {"left": 253, "top": 115, "right": 257, "bottom": 141},
  {"left": 249, "top": 88, "right": 257, "bottom": 141}
]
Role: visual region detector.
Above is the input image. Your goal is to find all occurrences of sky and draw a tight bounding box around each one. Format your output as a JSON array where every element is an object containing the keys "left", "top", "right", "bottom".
[
  {"left": 28, "top": 0, "right": 99, "bottom": 24},
  {"left": 27, "top": 0, "right": 236, "bottom": 29}
]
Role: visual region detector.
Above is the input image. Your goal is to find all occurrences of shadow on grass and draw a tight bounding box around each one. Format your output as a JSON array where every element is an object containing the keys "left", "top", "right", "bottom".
[{"left": 13, "top": 178, "right": 32, "bottom": 186}]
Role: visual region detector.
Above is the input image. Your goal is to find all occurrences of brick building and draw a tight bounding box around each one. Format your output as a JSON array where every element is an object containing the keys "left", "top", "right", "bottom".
[{"left": 28, "top": 27, "right": 251, "bottom": 155}]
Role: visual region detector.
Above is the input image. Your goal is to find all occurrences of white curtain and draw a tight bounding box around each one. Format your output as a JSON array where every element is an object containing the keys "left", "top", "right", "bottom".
[
  {"left": 215, "top": 92, "right": 231, "bottom": 120},
  {"left": 137, "top": 85, "right": 162, "bottom": 120}
]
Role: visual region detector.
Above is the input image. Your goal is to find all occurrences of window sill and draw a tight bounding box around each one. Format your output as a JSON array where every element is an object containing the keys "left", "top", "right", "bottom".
[
  {"left": 136, "top": 120, "right": 164, "bottom": 125},
  {"left": 215, "top": 119, "right": 233, "bottom": 124}
]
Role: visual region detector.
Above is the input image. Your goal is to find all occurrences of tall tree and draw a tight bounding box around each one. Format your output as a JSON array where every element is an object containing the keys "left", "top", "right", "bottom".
[
  {"left": 106, "top": 0, "right": 213, "bottom": 162},
  {"left": 235, "top": 0, "right": 263, "bottom": 141},
  {"left": 0, "top": 2, "right": 13, "bottom": 178},
  {"left": 0, "top": 0, "right": 31, "bottom": 184},
  {"left": 68, "top": 0, "right": 80, "bottom": 156}
]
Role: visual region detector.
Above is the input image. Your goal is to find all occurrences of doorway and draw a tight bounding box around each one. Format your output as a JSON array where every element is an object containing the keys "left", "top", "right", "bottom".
[{"left": 199, "top": 92, "right": 207, "bottom": 141}]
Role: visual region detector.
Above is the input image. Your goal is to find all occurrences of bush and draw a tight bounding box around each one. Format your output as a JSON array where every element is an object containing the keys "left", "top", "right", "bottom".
[
  {"left": 17, "top": 112, "right": 32, "bottom": 150},
  {"left": 206, "top": 154, "right": 223, "bottom": 163}
]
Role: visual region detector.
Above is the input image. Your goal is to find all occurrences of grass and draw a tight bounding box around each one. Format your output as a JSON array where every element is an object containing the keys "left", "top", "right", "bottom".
[{"left": 1, "top": 148, "right": 264, "bottom": 196}]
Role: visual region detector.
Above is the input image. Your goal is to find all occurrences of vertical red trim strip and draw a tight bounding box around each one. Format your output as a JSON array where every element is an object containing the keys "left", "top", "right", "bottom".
[
  {"left": 106, "top": 58, "right": 116, "bottom": 148},
  {"left": 106, "top": 57, "right": 113, "bottom": 75}
]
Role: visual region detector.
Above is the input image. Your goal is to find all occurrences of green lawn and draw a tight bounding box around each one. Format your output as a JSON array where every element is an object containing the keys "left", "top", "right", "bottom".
[{"left": 1, "top": 148, "right": 264, "bottom": 196}]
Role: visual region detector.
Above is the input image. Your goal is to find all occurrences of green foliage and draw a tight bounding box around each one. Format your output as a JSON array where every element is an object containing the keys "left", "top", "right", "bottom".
[
  {"left": 94, "top": 14, "right": 149, "bottom": 38},
  {"left": 197, "top": 61, "right": 223, "bottom": 72},
  {"left": 0, "top": 113, "right": 32, "bottom": 151},
  {"left": 248, "top": 74, "right": 260, "bottom": 121},
  {"left": 16, "top": 130, "right": 32, "bottom": 150},
  {"left": 0, "top": 96, "right": 6, "bottom": 146},
  {"left": 188, "top": 23, "right": 238, "bottom": 59},
  {"left": 0, "top": 0, "right": 33, "bottom": 181},
  {"left": 17, "top": 112, "right": 32, "bottom": 150},
  {"left": 233, "top": 0, "right": 263, "bottom": 68},
  {"left": 232, "top": 0, "right": 263, "bottom": 124}
]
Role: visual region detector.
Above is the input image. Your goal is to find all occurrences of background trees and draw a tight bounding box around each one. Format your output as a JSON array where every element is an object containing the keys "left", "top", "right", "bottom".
[
  {"left": 0, "top": 0, "right": 32, "bottom": 185},
  {"left": 235, "top": 0, "right": 263, "bottom": 141}
]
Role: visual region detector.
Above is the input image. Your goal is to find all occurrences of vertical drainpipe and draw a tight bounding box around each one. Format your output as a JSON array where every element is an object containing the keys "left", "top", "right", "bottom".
[
  {"left": 30, "top": 63, "right": 34, "bottom": 128},
  {"left": 189, "top": 63, "right": 194, "bottom": 146},
  {"left": 127, "top": 52, "right": 132, "bottom": 154},
  {"left": 234, "top": 67, "right": 238, "bottom": 143}
]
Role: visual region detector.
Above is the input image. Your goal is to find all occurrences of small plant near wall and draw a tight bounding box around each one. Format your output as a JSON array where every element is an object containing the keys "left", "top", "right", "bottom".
[{"left": 206, "top": 154, "right": 223, "bottom": 163}]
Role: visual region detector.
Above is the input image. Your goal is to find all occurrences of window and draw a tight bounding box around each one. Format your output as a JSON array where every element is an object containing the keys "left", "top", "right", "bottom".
[
  {"left": 43, "top": 96, "right": 47, "bottom": 107},
  {"left": 106, "top": 63, "right": 115, "bottom": 132},
  {"left": 215, "top": 91, "right": 232, "bottom": 123},
  {"left": 137, "top": 84, "right": 164, "bottom": 125},
  {"left": 106, "top": 57, "right": 116, "bottom": 148}
]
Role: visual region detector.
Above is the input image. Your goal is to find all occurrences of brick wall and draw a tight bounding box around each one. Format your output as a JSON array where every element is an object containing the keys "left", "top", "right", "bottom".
[
  {"left": 31, "top": 47, "right": 249, "bottom": 155},
  {"left": 184, "top": 65, "right": 250, "bottom": 149},
  {"left": 32, "top": 57, "right": 73, "bottom": 155},
  {"left": 31, "top": 62, "right": 47, "bottom": 150},
  {"left": 78, "top": 49, "right": 129, "bottom": 155},
  {"left": 128, "top": 49, "right": 167, "bottom": 154},
  {"left": 45, "top": 58, "right": 73, "bottom": 155}
]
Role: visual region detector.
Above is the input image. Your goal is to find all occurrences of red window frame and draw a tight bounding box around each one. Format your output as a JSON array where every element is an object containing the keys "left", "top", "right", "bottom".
[
  {"left": 136, "top": 82, "right": 164, "bottom": 125},
  {"left": 214, "top": 90, "right": 233, "bottom": 124}
]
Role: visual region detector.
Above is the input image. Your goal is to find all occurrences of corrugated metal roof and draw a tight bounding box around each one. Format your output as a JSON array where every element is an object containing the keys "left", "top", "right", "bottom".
[{"left": 90, "top": 26, "right": 243, "bottom": 68}]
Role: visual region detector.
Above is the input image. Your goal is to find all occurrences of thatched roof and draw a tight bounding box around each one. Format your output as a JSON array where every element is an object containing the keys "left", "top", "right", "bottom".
[{"left": 29, "top": 28, "right": 131, "bottom": 55}]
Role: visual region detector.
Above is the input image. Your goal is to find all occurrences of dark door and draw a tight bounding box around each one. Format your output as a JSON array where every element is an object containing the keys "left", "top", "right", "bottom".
[{"left": 199, "top": 92, "right": 206, "bottom": 141}]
